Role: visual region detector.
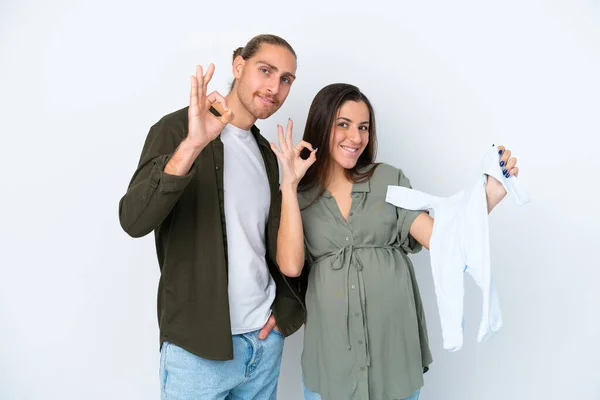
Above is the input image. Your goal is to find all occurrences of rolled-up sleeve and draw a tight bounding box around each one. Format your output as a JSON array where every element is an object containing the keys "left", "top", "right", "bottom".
[
  {"left": 118, "top": 121, "right": 195, "bottom": 238},
  {"left": 396, "top": 169, "right": 425, "bottom": 254}
]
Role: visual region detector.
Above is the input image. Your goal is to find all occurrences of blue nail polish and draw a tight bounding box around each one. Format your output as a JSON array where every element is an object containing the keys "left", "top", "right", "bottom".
[
  {"left": 498, "top": 150, "right": 503, "bottom": 155},
  {"left": 505, "top": 172, "right": 510, "bottom": 178},
  {"left": 500, "top": 161, "right": 505, "bottom": 167},
  {"left": 502, "top": 169, "right": 508, "bottom": 175}
]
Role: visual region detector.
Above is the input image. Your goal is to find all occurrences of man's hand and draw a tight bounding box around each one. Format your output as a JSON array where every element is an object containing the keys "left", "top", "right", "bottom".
[
  {"left": 258, "top": 314, "right": 279, "bottom": 340},
  {"left": 187, "top": 64, "right": 234, "bottom": 148},
  {"left": 164, "top": 64, "right": 234, "bottom": 176}
]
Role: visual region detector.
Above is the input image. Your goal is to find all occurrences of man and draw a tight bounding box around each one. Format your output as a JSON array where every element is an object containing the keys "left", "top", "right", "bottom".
[{"left": 118, "top": 34, "right": 306, "bottom": 399}]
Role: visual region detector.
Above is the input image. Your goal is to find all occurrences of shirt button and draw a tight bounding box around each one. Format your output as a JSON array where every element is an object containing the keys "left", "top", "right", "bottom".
[
  {"left": 345, "top": 237, "right": 350, "bottom": 241},
  {"left": 355, "top": 312, "right": 360, "bottom": 317},
  {"left": 358, "top": 340, "right": 363, "bottom": 344},
  {"left": 360, "top": 366, "right": 366, "bottom": 371},
  {"left": 215, "top": 165, "right": 220, "bottom": 170},
  {"left": 349, "top": 212, "right": 354, "bottom": 216},
  {"left": 351, "top": 285, "right": 356, "bottom": 290}
]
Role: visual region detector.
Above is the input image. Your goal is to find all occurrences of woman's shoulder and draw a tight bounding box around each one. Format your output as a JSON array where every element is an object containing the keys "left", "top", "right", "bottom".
[
  {"left": 297, "top": 185, "right": 322, "bottom": 210},
  {"left": 367, "top": 163, "right": 407, "bottom": 185}
]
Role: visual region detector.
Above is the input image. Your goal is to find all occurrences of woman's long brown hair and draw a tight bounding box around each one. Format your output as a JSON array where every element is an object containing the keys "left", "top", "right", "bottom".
[{"left": 299, "top": 83, "right": 379, "bottom": 200}]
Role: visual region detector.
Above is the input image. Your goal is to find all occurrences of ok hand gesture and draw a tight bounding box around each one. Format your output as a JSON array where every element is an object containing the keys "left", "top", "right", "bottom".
[
  {"left": 187, "top": 64, "right": 234, "bottom": 147},
  {"left": 270, "top": 119, "right": 317, "bottom": 188}
]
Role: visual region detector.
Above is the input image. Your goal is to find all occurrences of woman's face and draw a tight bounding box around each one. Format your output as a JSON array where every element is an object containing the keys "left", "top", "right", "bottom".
[{"left": 329, "top": 100, "right": 370, "bottom": 171}]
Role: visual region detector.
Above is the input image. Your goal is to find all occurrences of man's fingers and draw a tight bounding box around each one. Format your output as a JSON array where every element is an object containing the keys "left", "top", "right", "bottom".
[
  {"left": 189, "top": 75, "right": 199, "bottom": 109},
  {"left": 258, "top": 325, "right": 270, "bottom": 340},
  {"left": 205, "top": 91, "right": 233, "bottom": 124},
  {"left": 219, "top": 108, "right": 234, "bottom": 124},
  {"left": 196, "top": 65, "right": 205, "bottom": 100},
  {"left": 258, "top": 315, "right": 276, "bottom": 340},
  {"left": 203, "top": 63, "right": 215, "bottom": 94},
  {"left": 206, "top": 91, "right": 228, "bottom": 108}
]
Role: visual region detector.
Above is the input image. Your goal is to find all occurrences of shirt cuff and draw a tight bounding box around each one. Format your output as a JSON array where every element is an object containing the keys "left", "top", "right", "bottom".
[{"left": 152, "top": 154, "right": 196, "bottom": 194}]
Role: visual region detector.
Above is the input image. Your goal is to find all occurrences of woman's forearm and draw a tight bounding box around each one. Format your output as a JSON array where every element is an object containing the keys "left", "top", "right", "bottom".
[{"left": 276, "top": 184, "right": 306, "bottom": 277}]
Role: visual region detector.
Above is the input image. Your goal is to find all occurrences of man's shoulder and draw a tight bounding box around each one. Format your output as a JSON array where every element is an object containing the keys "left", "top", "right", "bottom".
[{"left": 151, "top": 106, "right": 189, "bottom": 132}]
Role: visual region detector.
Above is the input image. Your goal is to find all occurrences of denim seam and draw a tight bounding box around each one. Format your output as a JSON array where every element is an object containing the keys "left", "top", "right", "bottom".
[{"left": 161, "top": 342, "right": 170, "bottom": 399}]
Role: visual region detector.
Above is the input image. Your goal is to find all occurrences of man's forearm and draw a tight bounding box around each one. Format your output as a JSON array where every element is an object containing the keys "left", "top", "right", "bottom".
[{"left": 164, "top": 138, "right": 207, "bottom": 176}]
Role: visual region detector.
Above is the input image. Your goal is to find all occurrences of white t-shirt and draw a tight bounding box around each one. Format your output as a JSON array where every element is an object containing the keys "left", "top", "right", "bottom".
[{"left": 220, "top": 123, "right": 276, "bottom": 335}]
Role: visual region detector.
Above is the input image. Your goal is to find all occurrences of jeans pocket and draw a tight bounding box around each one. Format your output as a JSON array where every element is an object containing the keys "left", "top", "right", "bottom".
[{"left": 271, "top": 328, "right": 285, "bottom": 338}]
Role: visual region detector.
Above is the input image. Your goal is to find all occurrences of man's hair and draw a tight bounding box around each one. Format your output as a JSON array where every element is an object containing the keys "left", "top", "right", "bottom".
[{"left": 230, "top": 34, "right": 297, "bottom": 91}]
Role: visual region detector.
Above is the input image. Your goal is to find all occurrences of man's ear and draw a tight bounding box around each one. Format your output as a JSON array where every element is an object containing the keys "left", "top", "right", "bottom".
[{"left": 232, "top": 55, "right": 245, "bottom": 80}]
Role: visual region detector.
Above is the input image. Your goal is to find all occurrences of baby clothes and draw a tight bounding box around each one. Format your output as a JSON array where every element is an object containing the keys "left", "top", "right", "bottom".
[{"left": 385, "top": 146, "right": 530, "bottom": 351}]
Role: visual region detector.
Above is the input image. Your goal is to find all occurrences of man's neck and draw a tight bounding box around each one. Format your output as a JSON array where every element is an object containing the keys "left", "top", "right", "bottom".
[{"left": 209, "top": 93, "right": 256, "bottom": 131}]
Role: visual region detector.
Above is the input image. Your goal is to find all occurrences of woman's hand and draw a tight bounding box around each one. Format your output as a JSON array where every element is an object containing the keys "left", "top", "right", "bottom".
[{"left": 270, "top": 119, "right": 318, "bottom": 188}]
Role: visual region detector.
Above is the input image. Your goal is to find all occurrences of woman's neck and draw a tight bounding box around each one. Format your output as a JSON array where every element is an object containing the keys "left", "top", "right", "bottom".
[{"left": 326, "top": 163, "right": 351, "bottom": 193}]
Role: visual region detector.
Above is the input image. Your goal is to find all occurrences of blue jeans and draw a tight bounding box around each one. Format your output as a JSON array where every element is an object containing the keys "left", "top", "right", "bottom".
[
  {"left": 160, "top": 329, "right": 285, "bottom": 400},
  {"left": 302, "top": 379, "right": 421, "bottom": 400}
]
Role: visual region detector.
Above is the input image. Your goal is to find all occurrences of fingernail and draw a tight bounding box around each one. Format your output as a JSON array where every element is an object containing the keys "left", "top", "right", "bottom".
[
  {"left": 498, "top": 150, "right": 503, "bottom": 155},
  {"left": 312, "top": 146, "right": 315, "bottom": 150},
  {"left": 500, "top": 161, "right": 505, "bottom": 167},
  {"left": 503, "top": 169, "right": 508, "bottom": 175},
  {"left": 505, "top": 172, "right": 510, "bottom": 178}
]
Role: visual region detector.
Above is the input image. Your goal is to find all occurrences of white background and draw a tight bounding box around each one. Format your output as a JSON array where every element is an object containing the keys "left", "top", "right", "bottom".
[{"left": 1, "top": 0, "right": 599, "bottom": 399}]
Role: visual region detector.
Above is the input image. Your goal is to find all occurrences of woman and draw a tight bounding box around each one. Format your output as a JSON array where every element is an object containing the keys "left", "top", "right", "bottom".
[{"left": 270, "top": 83, "right": 518, "bottom": 400}]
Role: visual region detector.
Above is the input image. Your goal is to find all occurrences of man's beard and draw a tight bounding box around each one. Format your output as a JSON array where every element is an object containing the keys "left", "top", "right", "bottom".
[{"left": 237, "top": 85, "right": 280, "bottom": 120}]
